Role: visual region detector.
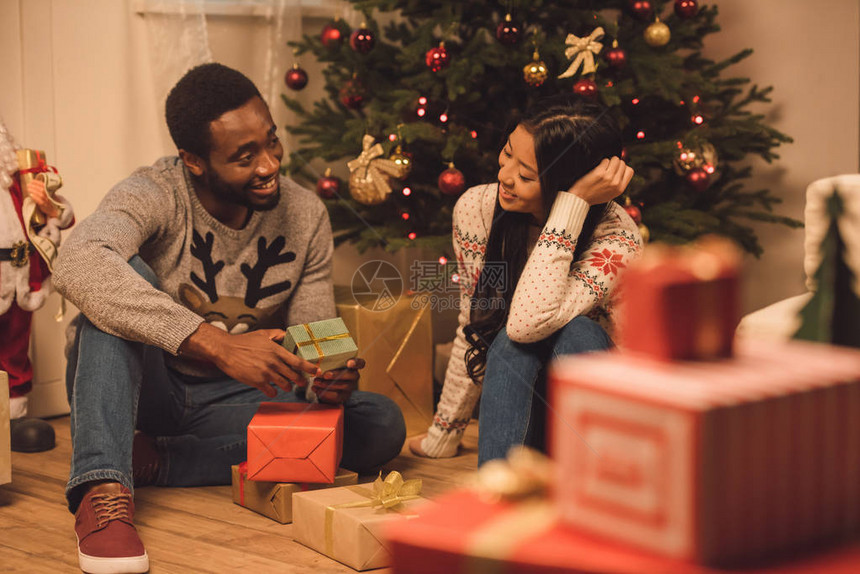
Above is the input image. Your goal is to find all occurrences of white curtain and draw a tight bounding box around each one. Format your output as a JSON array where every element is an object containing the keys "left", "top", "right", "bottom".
[{"left": 140, "top": 0, "right": 306, "bottom": 141}]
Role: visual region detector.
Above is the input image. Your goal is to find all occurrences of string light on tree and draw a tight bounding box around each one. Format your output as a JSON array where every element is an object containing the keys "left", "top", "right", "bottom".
[
  {"left": 407, "top": 232, "right": 417, "bottom": 240},
  {"left": 438, "top": 256, "right": 448, "bottom": 265},
  {"left": 402, "top": 186, "right": 412, "bottom": 196}
]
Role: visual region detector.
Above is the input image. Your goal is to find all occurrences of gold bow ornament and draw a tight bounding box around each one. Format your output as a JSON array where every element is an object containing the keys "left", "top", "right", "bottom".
[
  {"left": 324, "top": 471, "right": 423, "bottom": 558},
  {"left": 558, "top": 27, "right": 605, "bottom": 79},
  {"left": 469, "top": 446, "right": 553, "bottom": 503},
  {"left": 347, "top": 135, "right": 408, "bottom": 205}
]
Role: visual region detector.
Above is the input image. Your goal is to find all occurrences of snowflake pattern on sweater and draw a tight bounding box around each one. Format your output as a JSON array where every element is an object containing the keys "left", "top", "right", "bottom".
[{"left": 420, "top": 183, "right": 643, "bottom": 458}]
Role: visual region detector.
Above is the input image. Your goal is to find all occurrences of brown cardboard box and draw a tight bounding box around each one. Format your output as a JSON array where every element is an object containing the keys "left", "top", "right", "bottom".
[
  {"left": 1, "top": 372, "right": 11, "bottom": 485},
  {"left": 231, "top": 463, "right": 358, "bottom": 524},
  {"left": 335, "top": 286, "right": 434, "bottom": 436}
]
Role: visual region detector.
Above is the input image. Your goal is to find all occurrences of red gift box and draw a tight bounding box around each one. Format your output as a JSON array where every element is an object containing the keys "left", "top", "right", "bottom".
[
  {"left": 548, "top": 339, "right": 860, "bottom": 566},
  {"left": 385, "top": 489, "right": 860, "bottom": 574},
  {"left": 616, "top": 238, "right": 741, "bottom": 361},
  {"left": 246, "top": 402, "right": 343, "bottom": 483}
]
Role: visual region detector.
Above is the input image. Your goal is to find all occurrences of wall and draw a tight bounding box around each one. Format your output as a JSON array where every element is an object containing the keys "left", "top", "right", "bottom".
[
  {"left": 0, "top": 0, "right": 857, "bottom": 416},
  {"left": 701, "top": 0, "right": 860, "bottom": 312}
]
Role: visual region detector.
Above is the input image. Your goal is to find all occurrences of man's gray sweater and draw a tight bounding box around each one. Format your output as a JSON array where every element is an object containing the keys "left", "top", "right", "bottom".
[{"left": 53, "top": 156, "right": 336, "bottom": 376}]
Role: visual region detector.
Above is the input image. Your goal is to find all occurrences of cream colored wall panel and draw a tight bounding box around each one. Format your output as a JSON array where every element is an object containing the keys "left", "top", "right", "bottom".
[{"left": 702, "top": 0, "right": 860, "bottom": 313}]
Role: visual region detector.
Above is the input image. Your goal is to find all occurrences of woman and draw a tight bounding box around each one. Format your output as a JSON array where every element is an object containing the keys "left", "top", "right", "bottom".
[{"left": 410, "top": 94, "right": 642, "bottom": 464}]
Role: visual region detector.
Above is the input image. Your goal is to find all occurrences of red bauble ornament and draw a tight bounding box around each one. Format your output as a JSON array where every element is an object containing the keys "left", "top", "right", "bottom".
[
  {"left": 339, "top": 78, "right": 366, "bottom": 110},
  {"left": 316, "top": 168, "right": 340, "bottom": 199},
  {"left": 438, "top": 164, "right": 466, "bottom": 196},
  {"left": 349, "top": 26, "right": 375, "bottom": 54},
  {"left": 686, "top": 168, "right": 710, "bottom": 192},
  {"left": 425, "top": 43, "right": 450, "bottom": 72},
  {"left": 284, "top": 65, "right": 308, "bottom": 90},
  {"left": 604, "top": 45, "right": 627, "bottom": 69},
  {"left": 495, "top": 14, "right": 522, "bottom": 46},
  {"left": 572, "top": 78, "right": 598, "bottom": 98},
  {"left": 674, "top": 0, "right": 699, "bottom": 19},
  {"left": 629, "top": 0, "right": 654, "bottom": 20},
  {"left": 321, "top": 22, "right": 344, "bottom": 49},
  {"left": 624, "top": 204, "right": 642, "bottom": 225}
]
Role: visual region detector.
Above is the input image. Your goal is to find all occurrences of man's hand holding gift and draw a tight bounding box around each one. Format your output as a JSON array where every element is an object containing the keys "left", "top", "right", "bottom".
[{"left": 299, "top": 358, "right": 366, "bottom": 404}]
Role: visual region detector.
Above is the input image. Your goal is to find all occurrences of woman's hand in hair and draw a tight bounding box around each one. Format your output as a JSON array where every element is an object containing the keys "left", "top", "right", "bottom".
[{"left": 566, "top": 157, "right": 634, "bottom": 205}]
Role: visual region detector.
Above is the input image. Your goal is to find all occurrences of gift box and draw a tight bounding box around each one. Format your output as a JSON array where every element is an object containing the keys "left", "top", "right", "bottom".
[
  {"left": 246, "top": 402, "right": 343, "bottom": 483},
  {"left": 231, "top": 462, "right": 357, "bottom": 523},
  {"left": 292, "top": 471, "right": 428, "bottom": 571},
  {"left": 335, "top": 286, "right": 434, "bottom": 435},
  {"left": 386, "top": 488, "right": 860, "bottom": 574},
  {"left": 617, "top": 237, "right": 741, "bottom": 361},
  {"left": 0, "top": 372, "right": 10, "bottom": 485},
  {"left": 548, "top": 338, "right": 860, "bottom": 566},
  {"left": 282, "top": 317, "right": 358, "bottom": 381}
]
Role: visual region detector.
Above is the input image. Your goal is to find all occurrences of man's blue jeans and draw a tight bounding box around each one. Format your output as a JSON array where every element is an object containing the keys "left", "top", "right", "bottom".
[
  {"left": 477, "top": 316, "right": 613, "bottom": 466},
  {"left": 65, "top": 256, "right": 406, "bottom": 512}
]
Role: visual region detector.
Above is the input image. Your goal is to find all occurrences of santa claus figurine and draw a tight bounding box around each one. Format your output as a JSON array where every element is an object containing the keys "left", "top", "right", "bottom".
[{"left": 1, "top": 117, "right": 74, "bottom": 452}]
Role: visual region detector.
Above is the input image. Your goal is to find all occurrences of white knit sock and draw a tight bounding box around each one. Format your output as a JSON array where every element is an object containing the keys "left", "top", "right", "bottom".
[{"left": 10, "top": 395, "right": 28, "bottom": 420}]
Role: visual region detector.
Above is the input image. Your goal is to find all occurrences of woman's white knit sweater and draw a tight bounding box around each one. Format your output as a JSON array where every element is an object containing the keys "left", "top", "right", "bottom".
[{"left": 420, "top": 183, "right": 643, "bottom": 457}]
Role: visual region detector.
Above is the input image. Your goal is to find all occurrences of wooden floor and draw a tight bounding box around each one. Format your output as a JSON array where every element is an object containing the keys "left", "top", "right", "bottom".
[{"left": 0, "top": 417, "right": 480, "bottom": 573}]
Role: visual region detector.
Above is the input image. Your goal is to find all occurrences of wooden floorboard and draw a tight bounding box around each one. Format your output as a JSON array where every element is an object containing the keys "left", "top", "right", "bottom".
[{"left": 0, "top": 416, "right": 479, "bottom": 573}]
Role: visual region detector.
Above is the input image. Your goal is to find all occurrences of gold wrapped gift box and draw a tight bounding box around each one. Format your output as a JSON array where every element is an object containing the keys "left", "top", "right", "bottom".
[
  {"left": 292, "top": 472, "right": 429, "bottom": 571},
  {"left": 335, "top": 286, "right": 434, "bottom": 436}
]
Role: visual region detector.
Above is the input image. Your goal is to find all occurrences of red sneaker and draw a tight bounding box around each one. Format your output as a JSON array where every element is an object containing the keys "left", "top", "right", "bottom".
[{"left": 74, "top": 482, "right": 149, "bottom": 573}]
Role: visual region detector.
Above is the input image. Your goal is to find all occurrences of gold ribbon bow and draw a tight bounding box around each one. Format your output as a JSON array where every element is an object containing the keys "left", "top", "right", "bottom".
[
  {"left": 324, "top": 471, "right": 422, "bottom": 556},
  {"left": 469, "top": 446, "right": 552, "bottom": 502},
  {"left": 347, "top": 135, "right": 407, "bottom": 205},
  {"left": 558, "top": 27, "right": 605, "bottom": 79},
  {"left": 296, "top": 323, "right": 351, "bottom": 364}
]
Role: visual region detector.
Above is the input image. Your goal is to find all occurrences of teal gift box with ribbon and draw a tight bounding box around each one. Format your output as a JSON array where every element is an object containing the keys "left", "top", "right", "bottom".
[{"left": 283, "top": 318, "right": 359, "bottom": 380}]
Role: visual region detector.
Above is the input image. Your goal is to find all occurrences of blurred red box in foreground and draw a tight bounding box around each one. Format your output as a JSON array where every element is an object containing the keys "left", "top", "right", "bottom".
[
  {"left": 246, "top": 402, "right": 343, "bottom": 483},
  {"left": 617, "top": 238, "right": 741, "bottom": 361},
  {"left": 549, "top": 339, "right": 860, "bottom": 566}
]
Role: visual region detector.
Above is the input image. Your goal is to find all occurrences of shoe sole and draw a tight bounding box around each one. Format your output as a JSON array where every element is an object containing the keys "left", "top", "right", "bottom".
[{"left": 78, "top": 548, "right": 149, "bottom": 574}]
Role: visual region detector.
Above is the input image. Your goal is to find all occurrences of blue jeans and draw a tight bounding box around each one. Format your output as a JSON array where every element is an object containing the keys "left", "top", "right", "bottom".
[
  {"left": 65, "top": 256, "right": 406, "bottom": 512},
  {"left": 477, "top": 316, "right": 613, "bottom": 466}
]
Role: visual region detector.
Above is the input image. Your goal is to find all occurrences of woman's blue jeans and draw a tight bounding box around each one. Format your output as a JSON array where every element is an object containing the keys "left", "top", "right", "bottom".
[
  {"left": 477, "top": 316, "right": 613, "bottom": 466},
  {"left": 65, "top": 256, "right": 406, "bottom": 512}
]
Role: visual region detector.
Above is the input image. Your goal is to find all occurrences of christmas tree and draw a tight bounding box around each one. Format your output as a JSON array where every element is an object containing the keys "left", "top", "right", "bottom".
[
  {"left": 283, "top": 0, "right": 800, "bottom": 256},
  {"left": 793, "top": 190, "right": 860, "bottom": 348}
]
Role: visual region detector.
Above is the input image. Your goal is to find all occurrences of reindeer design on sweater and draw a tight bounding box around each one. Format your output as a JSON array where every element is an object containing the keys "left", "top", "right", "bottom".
[{"left": 179, "top": 230, "right": 296, "bottom": 334}]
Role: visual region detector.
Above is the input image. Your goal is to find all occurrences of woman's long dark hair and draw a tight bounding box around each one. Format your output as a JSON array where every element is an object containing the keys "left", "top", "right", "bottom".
[{"left": 464, "top": 94, "right": 624, "bottom": 383}]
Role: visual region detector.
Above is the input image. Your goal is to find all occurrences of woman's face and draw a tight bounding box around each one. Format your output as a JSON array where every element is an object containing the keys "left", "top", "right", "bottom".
[{"left": 497, "top": 125, "right": 543, "bottom": 221}]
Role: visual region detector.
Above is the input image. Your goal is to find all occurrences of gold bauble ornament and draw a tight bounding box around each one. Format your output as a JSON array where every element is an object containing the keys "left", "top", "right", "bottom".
[
  {"left": 523, "top": 49, "right": 549, "bottom": 87},
  {"left": 638, "top": 223, "right": 651, "bottom": 243},
  {"left": 673, "top": 142, "right": 718, "bottom": 175},
  {"left": 347, "top": 134, "right": 408, "bottom": 205},
  {"left": 644, "top": 19, "right": 671, "bottom": 47},
  {"left": 388, "top": 145, "right": 412, "bottom": 178}
]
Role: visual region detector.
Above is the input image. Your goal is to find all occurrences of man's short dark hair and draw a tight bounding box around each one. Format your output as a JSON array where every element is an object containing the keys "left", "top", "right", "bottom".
[{"left": 165, "top": 63, "right": 262, "bottom": 159}]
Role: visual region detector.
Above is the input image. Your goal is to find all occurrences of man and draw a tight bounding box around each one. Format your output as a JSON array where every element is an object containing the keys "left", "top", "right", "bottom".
[{"left": 53, "top": 63, "right": 406, "bottom": 574}]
